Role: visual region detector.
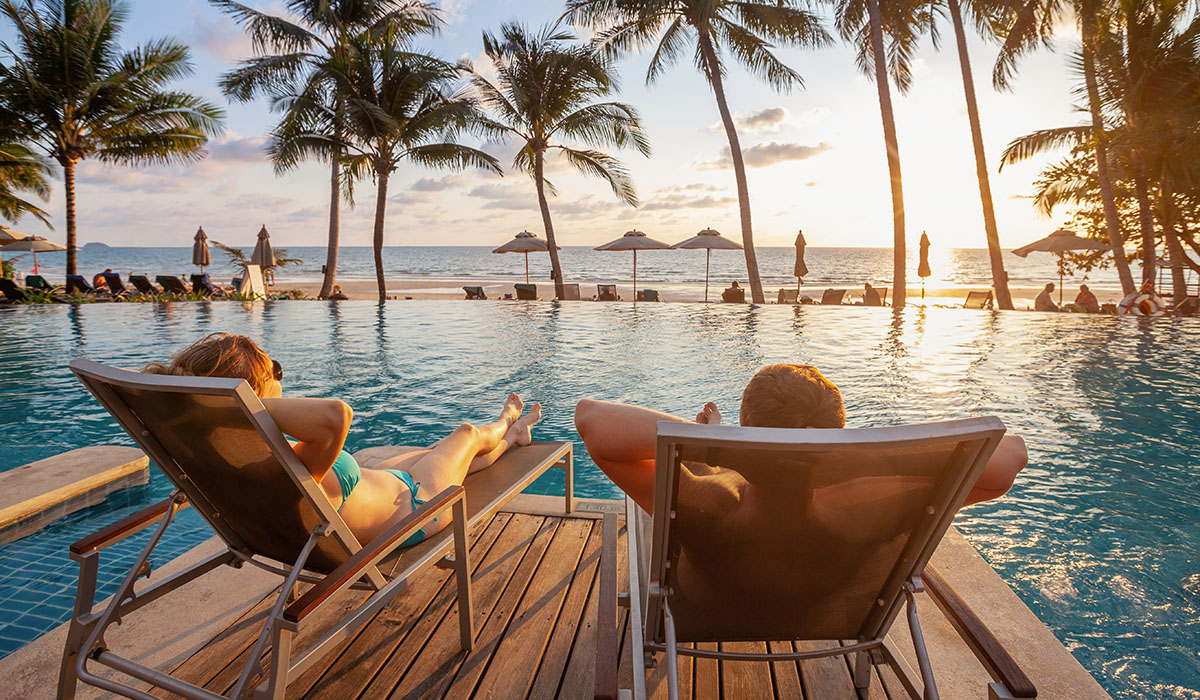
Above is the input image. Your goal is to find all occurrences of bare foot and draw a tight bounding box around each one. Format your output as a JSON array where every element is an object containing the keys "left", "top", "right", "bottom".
[
  {"left": 509, "top": 403, "right": 542, "bottom": 446},
  {"left": 500, "top": 392, "right": 523, "bottom": 426},
  {"left": 695, "top": 402, "right": 721, "bottom": 425}
]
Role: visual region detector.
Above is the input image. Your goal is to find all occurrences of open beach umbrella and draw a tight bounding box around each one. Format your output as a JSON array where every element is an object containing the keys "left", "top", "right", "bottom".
[
  {"left": 793, "top": 231, "right": 808, "bottom": 294},
  {"left": 0, "top": 225, "right": 29, "bottom": 272},
  {"left": 671, "top": 227, "right": 743, "bottom": 302},
  {"left": 593, "top": 229, "right": 671, "bottom": 295},
  {"left": 250, "top": 225, "right": 275, "bottom": 269},
  {"left": 918, "top": 231, "right": 932, "bottom": 299},
  {"left": 192, "top": 226, "right": 210, "bottom": 273},
  {"left": 0, "top": 235, "right": 65, "bottom": 272},
  {"left": 1012, "top": 228, "right": 1110, "bottom": 304},
  {"left": 493, "top": 230, "right": 554, "bottom": 284}
]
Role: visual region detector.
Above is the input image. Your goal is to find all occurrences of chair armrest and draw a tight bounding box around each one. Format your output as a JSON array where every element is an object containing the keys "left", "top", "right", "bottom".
[
  {"left": 284, "top": 485, "right": 464, "bottom": 624},
  {"left": 922, "top": 564, "right": 1037, "bottom": 698},
  {"left": 595, "top": 512, "right": 619, "bottom": 700},
  {"left": 70, "top": 495, "right": 189, "bottom": 555}
]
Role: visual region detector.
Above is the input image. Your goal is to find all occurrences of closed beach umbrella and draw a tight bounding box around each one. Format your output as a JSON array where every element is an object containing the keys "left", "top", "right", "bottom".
[
  {"left": 192, "top": 226, "right": 210, "bottom": 272},
  {"left": 793, "top": 230, "right": 808, "bottom": 293},
  {"left": 1012, "top": 228, "right": 1110, "bottom": 304},
  {"left": 593, "top": 229, "right": 671, "bottom": 296},
  {"left": 250, "top": 225, "right": 275, "bottom": 269},
  {"left": 671, "top": 227, "right": 742, "bottom": 302},
  {"left": 493, "top": 230, "right": 554, "bottom": 284},
  {"left": 0, "top": 225, "right": 29, "bottom": 272},
  {"left": 918, "top": 231, "right": 931, "bottom": 299},
  {"left": 0, "top": 235, "right": 65, "bottom": 272}
]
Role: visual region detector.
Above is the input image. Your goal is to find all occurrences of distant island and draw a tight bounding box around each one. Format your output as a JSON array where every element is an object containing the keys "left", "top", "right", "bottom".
[{"left": 82, "top": 242, "right": 111, "bottom": 250}]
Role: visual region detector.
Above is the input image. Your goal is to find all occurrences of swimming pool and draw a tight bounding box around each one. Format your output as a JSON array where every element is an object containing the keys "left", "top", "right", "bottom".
[{"left": 0, "top": 301, "right": 1196, "bottom": 698}]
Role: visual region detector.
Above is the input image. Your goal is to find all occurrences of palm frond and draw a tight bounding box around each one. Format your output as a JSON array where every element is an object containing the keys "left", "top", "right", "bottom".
[
  {"left": 999, "top": 125, "right": 1092, "bottom": 169},
  {"left": 554, "top": 145, "right": 638, "bottom": 206}
]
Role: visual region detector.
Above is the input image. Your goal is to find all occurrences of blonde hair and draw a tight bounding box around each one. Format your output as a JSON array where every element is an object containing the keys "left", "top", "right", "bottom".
[
  {"left": 143, "top": 332, "right": 274, "bottom": 395},
  {"left": 739, "top": 364, "right": 845, "bottom": 429}
]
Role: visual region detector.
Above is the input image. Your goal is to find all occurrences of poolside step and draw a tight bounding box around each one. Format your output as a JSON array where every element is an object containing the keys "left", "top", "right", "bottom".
[{"left": 0, "top": 446, "right": 149, "bottom": 545}]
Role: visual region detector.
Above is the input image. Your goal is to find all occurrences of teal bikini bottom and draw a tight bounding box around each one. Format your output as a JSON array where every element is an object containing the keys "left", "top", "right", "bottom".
[{"left": 384, "top": 469, "right": 429, "bottom": 547}]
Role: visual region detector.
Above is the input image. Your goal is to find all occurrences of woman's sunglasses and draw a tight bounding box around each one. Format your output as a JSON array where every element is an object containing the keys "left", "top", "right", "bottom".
[{"left": 271, "top": 359, "right": 283, "bottom": 381}]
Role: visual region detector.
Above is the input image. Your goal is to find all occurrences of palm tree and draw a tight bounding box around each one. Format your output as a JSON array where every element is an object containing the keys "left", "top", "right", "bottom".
[
  {"left": 284, "top": 32, "right": 499, "bottom": 301},
  {"left": 565, "top": 0, "right": 829, "bottom": 305},
  {"left": 213, "top": 0, "right": 439, "bottom": 299},
  {"left": 0, "top": 0, "right": 224, "bottom": 276},
  {"left": 0, "top": 126, "right": 53, "bottom": 226},
  {"left": 462, "top": 21, "right": 650, "bottom": 300},
  {"left": 831, "top": 0, "right": 931, "bottom": 308}
]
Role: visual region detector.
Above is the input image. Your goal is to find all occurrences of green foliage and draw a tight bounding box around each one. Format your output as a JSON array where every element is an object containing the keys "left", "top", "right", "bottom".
[
  {"left": 211, "top": 240, "right": 303, "bottom": 277},
  {"left": 0, "top": 135, "right": 53, "bottom": 225}
]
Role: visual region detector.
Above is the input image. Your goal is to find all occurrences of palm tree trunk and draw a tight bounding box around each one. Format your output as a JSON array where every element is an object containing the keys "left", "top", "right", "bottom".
[
  {"left": 1080, "top": 10, "right": 1136, "bottom": 296},
  {"left": 866, "top": 0, "right": 906, "bottom": 308},
  {"left": 63, "top": 158, "right": 77, "bottom": 276},
  {"left": 696, "top": 27, "right": 764, "bottom": 305},
  {"left": 1130, "top": 152, "right": 1157, "bottom": 284},
  {"left": 534, "top": 149, "right": 565, "bottom": 300},
  {"left": 949, "top": 0, "right": 1013, "bottom": 310},
  {"left": 372, "top": 166, "right": 390, "bottom": 302},
  {"left": 1157, "top": 181, "right": 1189, "bottom": 303},
  {"left": 319, "top": 152, "right": 341, "bottom": 299}
]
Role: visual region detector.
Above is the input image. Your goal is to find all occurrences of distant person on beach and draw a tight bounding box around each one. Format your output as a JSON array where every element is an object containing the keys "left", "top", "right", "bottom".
[
  {"left": 1035, "top": 283, "right": 1058, "bottom": 311},
  {"left": 863, "top": 282, "right": 882, "bottom": 307},
  {"left": 1075, "top": 284, "right": 1100, "bottom": 313},
  {"left": 575, "top": 364, "right": 1029, "bottom": 517},
  {"left": 329, "top": 285, "right": 349, "bottom": 300},
  {"left": 144, "top": 333, "right": 542, "bottom": 545},
  {"left": 93, "top": 269, "right": 112, "bottom": 291}
]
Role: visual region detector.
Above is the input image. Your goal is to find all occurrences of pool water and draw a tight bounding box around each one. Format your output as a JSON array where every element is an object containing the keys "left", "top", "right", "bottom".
[{"left": 0, "top": 301, "right": 1196, "bottom": 699}]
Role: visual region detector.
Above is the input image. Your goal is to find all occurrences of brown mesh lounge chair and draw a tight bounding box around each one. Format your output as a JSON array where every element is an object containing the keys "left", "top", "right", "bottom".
[
  {"left": 61, "top": 359, "right": 573, "bottom": 700},
  {"left": 595, "top": 418, "right": 1036, "bottom": 700},
  {"left": 157, "top": 275, "right": 190, "bottom": 294},
  {"left": 963, "top": 291, "right": 994, "bottom": 309},
  {"left": 128, "top": 274, "right": 159, "bottom": 296},
  {"left": 720, "top": 286, "right": 745, "bottom": 303},
  {"left": 515, "top": 283, "right": 538, "bottom": 300},
  {"left": 777, "top": 288, "right": 799, "bottom": 304},
  {"left": 596, "top": 284, "right": 620, "bottom": 301},
  {"left": 821, "top": 288, "right": 847, "bottom": 305},
  {"left": 463, "top": 285, "right": 487, "bottom": 300},
  {"left": 559, "top": 283, "right": 581, "bottom": 300}
]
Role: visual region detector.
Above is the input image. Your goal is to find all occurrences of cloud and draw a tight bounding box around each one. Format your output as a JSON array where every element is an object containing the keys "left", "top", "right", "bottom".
[
  {"left": 696, "top": 141, "right": 833, "bottom": 170},
  {"left": 656, "top": 183, "right": 727, "bottom": 194},
  {"left": 440, "top": 0, "right": 472, "bottom": 26},
  {"left": 190, "top": 12, "right": 253, "bottom": 63},
  {"left": 642, "top": 194, "right": 737, "bottom": 211},
  {"left": 207, "top": 132, "right": 269, "bottom": 165},
  {"left": 411, "top": 174, "right": 470, "bottom": 191}
]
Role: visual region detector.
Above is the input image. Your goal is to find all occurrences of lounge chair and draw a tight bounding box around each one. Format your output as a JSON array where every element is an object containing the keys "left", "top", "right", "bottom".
[
  {"left": 821, "top": 288, "right": 847, "bottom": 305},
  {"left": 721, "top": 286, "right": 746, "bottom": 303},
  {"left": 62, "top": 359, "right": 574, "bottom": 700},
  {"left": 777, "top": 289, "right": 799, "bottom": 304},
  {"left": 865, "top": 287, "right": 889, "bottom": 307},
  {"left": 0, "top": 277, "right": 30, "bottom": 302},
  {"left": 963, "top": 291, "right": 994, "bottom": 309},
  {"left": 515, "top": 283, "right": 538, "bottom": 300},
  {"left": 595, "top": 418, "right": 1036, "bottom": 700},
  {"left": 559, "top": 283, "right": 581, "bottom": 300},
  {"left": 463, "top": 286, "right": 487, "bottom": 300},
  {"left": 237, "top": 264, "right": 268, "bottom": 299},
  {"left": 637, "top": 289, "right": 660, "bottom": 302},
  {"left": 191, "top": 273, "right": 223, "bottom": 297},
  {"left": 65, "top": 275, "right": 96, "bottom": 295},
  {"left": 101, "top": 272, "right": 132, "bottom": 298},
  {"left": 596, "top": 284, "right": 620, "bottom": 301},
  {"left": 128, "top": 274, "right": 159, "bottom": 296},
  {"left": 26, "top": 274, "right": 54, "bottom": 291},
  {"left": 157, "top": 275, "right": 190, "bottom": 295}
]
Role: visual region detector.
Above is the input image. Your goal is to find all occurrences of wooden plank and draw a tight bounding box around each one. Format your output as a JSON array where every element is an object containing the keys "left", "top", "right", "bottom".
[
  {"left": 559, "top": 513, "right": 629, "bottom": 699},
  {"left": 160, "top": 588, "right": 277, "bottom": 695},
  {"left": 290, "top": 513, "right": 508, "bottom": 698},
  {"left": 646, "top": 641, "right": 693, "bottom": 700},
  {"left": 616, "top": 608, "right": 633, "bottom": 692},
  {"left": 767, "top": 640, "right": 803, "bottom": 699},
  {"left": 594, "top": 513, "right": 619, "bottom": 700},
  {"left": 692, "top": 643, "right": 720, "bottom": 700},
  {"left": 526, "top": 519, "right": 602, "bottom": 700},
  {"left": 836, "top": 641, "right": 888, "bottom": 700},
  {"left": 471, "top": 517, "right": 594, "bottom": 698},
  {"left": 875, "top": 660, "right": 912, "bottom": 700},
  {"left": 720, "top": 642, "right": 774, "bottom": 699},
  {"left": 383, "top": 514, "right": 558, "bottom": 700},
  {"left": 794, "top": 640, "right": 858, "bottom": 700}
]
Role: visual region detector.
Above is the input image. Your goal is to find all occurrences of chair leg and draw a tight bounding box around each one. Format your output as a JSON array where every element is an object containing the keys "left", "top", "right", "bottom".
[
  {"left": 452, "top": 499, "right": 474, "bottom": 651},
  {"left": 57, "top": 552, "right": 99, "bottom": 700},
  {"left": 854, "top": 649, "right": 872, "bottom": 690},
  {"left": 905, "top": 584, "right": 939, "bottom": 700},
  {"left": 662, "top": 600, "right": 680, "bottom": 700}
]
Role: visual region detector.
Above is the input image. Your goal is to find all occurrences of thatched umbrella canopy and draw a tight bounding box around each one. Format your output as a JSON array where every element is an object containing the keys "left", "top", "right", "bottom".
[{"left": 593, "top": 229, "right": 671, "bottom": 294}]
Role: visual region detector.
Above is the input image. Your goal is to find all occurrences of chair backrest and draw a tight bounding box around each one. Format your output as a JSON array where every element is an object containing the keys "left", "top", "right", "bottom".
[
  {"left": 129, "top": 275, "right": 157, "bottom": 294},
  {"left": 192, "top": 273, "right": 216, "bottom": 296},
  {"left": 644, "top": 418, "right": 1004, "bottom": 647},
  {"left": 463, "top": 286, "right": 486, "bottom": 300},
  {"left": 102, "top": 273, "right": 127, "bottom": 293},
  {"left": 963, "top": 291, "right": 993, "bottom": 309},
  {"left": 721, "top": 287, "right": 745, "bottom": 303},
  {"left": 559, "top": 283, "right": 581, "bottom": 301},
  {"left": 821, "top": 289, "right": 846, "bottom": 305},
  {"left": 778, "top": 289, "right": 798, "bottom": 304},
  {"left": 879, "top": 288, "right": 889, "bottom": 305},
  {"left": 69, "top": 359, "right": 365, "bottom": 574},
  {"left": 66, "top": 275, "right": 94, "bottom": 294},
  {"left": 0, "top": 278, "right": 28, "bottom": 302},
  {"left": 237, "top": 264, "right": 267, "bottom": 299},
  {"left": 515, "top": 283, "right": 537, "bottom": 300},
  {"left": 26, "top": 274, "right": 52, "bottom": 290},
  {"left": 597, "top": 284, "right": 618, "bottom": 301},
  {"left": 157, "top": 275, "right": 189, "bottom": 294},
  {"left": 864, "top": 286, "right": 884, "bottom": 306},
  {"left": 641, "top": 289, "right": 660, "bottom": 302}
]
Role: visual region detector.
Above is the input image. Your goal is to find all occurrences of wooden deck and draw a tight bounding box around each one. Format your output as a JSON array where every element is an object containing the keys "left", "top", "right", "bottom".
[{"left": 161, "top": 508, "right": 908, "bottom": 699}]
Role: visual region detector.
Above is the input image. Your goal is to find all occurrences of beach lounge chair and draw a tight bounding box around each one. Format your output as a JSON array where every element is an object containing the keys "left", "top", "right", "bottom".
[
  {"left": 101, "top": 272, "right": 132, "bottom": 298},
  {"left": 65, "top": 275, "right": 95, "bottom": 295},
  {"left": 515, "top": 283, "right": 538, "bottom": 300},
  {"left": 0, "top": 277, "right": 30, "bottom": 302},
  {"left": 62, "top": 359, "right": 574, "bottom": 700},
  {"left": 777, "top": 288, "right": 799, "bottom": 304},
  {"left": 720, "top": 286, "right": 746, "bottom": 303},
  {"left": 821, "top": 288, "right": 847, "bottom": 305},
  {"left": 128, "top": 274, "right": 159, "bottom": 296},
  {"left": 637, "top": 289, "right": 660, "bottom": 302},
  {"left": 237, "top": 264, "right": 268, "bottom": 299},
  {"left": 463, "top": 285, "right": 487, "bottom": 300},
  {"left": 596, "top": 284, "right": 620, "bottom": 301},
  {"left": 865, "top": 287, "right": 890, "bottom": 306},
  {"left": 595, "top": 418, "right": 1034, "bottom": 700},
  {"left": 559, "top": 283, "right": 581, "bottom": 300},
  {"left": 963, "top": 291, "right": 994, "bottom": 309},
  {"left": 191, "top": 273, "right": 223, "bottom": 297},
  {"left": 157, "top": 275, "right": 190, "bottom": 295},
  {"left": 25, "top": 274, "right": 54, "bottom": 291}
]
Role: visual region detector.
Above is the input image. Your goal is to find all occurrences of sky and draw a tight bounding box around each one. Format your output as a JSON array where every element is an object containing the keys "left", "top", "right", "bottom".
[{"left": 1, "top": 0, "right": 1089, "bottom": 249}]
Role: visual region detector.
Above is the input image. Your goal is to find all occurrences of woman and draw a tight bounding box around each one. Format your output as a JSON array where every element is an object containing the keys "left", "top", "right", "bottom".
[{"left": 145, "top": 333, "right": 542, "bottom": 545}]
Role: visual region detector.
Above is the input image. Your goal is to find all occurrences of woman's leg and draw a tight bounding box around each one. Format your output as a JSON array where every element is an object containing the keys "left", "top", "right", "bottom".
[{"left": 964, "top": 435, "right": 1028, "bottom": 506}]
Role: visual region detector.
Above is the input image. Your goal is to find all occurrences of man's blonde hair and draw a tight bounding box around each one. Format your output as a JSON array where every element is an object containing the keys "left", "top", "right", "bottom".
[{"left": 739, "top": 364, "right": 845, "bottom": 429}]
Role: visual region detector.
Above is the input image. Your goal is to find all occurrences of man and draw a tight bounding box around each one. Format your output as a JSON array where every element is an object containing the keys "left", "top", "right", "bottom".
[
  {"left": 1035, "top": 283, "right": 1058, "bottom": 311},
  {"left": 92, "top": 268, "right": 112, "bottom": 292},
  {"left": 1075, "top": 284, "right": 1100, "bottom": 313},
  {"left": 864, "top": 282, "right": 882, "bottom": 307}
]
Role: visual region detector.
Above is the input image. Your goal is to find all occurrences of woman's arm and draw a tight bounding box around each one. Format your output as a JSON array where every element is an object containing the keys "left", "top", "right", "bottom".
[{"left": 262, "top": 397, "right": 353, "bottom": 482}]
